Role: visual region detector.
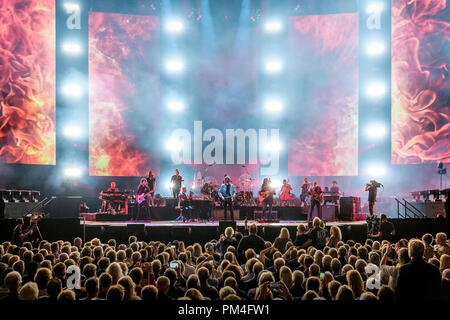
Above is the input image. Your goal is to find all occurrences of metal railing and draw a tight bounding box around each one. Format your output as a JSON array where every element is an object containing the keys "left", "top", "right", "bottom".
[{"left": 395, "top": 197, "right": 426, "bottom": 219}]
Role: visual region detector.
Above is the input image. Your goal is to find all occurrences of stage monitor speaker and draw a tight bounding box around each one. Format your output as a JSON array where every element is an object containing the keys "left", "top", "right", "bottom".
[
  {"left": 218, "top": 221, "right": 236, "bottom": 234},
  {"left": 339, "top": 197, "right": 361, "bottom": 221},
  {"left": 322, "top": 205, "right": 338, "bottom": 222}
]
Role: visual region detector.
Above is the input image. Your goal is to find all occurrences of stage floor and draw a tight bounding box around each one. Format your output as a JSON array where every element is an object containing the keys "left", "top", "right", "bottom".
[{"left": 83, "top": 219, "right": 367, "bottom": 227}]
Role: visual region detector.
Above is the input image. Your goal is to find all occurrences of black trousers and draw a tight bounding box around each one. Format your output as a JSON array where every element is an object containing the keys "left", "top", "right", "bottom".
[
  {"left": 262, "top": 199, "right": 273, "bottom": 217},
  {"left": 369, "top": 200, "right": 376, "bottom": 215},
  {"left": 135, "top": 201, "right": 150, "bottom": 220},
  {"left": 223, "top": 199, "right": 234, "bottom": 220},
  {"left": 308, "top": 199, "right": 322, "bottom": 221},
  {"left": 300, "top": 193, "right": 309, "bottom": 206},
  {"left": 172, "top": 188, "right": 180, "bottom": 200}
]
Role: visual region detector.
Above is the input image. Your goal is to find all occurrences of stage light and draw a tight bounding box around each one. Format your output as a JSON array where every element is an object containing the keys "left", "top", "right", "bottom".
[
  {"left": 265, "top": 20, "right": 282, "bottom": 33},
  {"left": 62, "top": 42, "right": 82, "bottom": 54},
  {"left": 367, "top": 42, "right": 385, "bottom": 56},
  {"left": 166, "top": 181, "right": 173, "bottom": 189},
  {"left": 366, "top": 82, "right": 386, "bottom": 97},
  {"left": 64, "top": 2, "right": 80, "bottom": 12},
  {"left": 264, "top": 99, "right": 283, "bottom": 112},
  {"left": 265, "top": 60, "right": 283, "bottom": 73},
  {"left": 270, "top": 180, "right": 281, "bottom": 189},
  {"left": 62, "top": 83, "right": 82, "bottom": 97},
  {"left": 367, "top": 164, "right": 386, "bottom": 178},
  {"left": 167, "top": 100, "right": 184, "bottom": 111},
  {"left": 166, "top": 20, "right": 184, "bottom": 33},
  {"left": 63, "top": 126, "right": 82, "bottom": 138},
  {"left": 64, "top": 167, "right": 82, "bottom": 177},
  {"left": 165, "top": 60, "right": 184, "bottom": 73},
  {"left": 366, "top": 2, "right": 383, "bottom": 13},
  {"left": 165, "top": 139, "right": 183, "bottom": 151},
  {"left": 265, "top": 141, "right": 282, "bottom": 152},
  {"left": 366, "top": 124, "right": 387, "bottom": 139}
]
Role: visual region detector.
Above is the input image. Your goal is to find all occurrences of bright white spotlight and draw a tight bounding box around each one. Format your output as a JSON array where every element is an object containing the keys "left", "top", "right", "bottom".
[
  {"left": 165, "top": 60, "right": 184, "bottom": 72},
  {"left": 264, "top": 99, "right": 283, "bottom": 112},
  {"left": 167, "top": 100, "right": 184, "bottom": 111},
  {"left": 366, "top": 124, "right": 387, "bottom": 139},
  {"left": 366, "top": 82, "right": 386, "bottom": 97},
  {"left": 367, "top": 42, "right": 385, "bottom": 56},
  {"left": 265, "top": 60, "right": 283, "bottom": 73},
  {"left": 366, "top": 2, "right": 383, "bottom": 13},
  {"left": 165, "top": 139, "right": 183, "bottom": 151},
  {"left": 265, "top": 141, "right": 282, "bottom": 152},
  {"left": 166, "top": 20, "right": 184, "bottom": 33},
  {"left": 62, "top": 42, "right": 82, "bottom": 54},
  {"left": 62, "top": 83, "right": 82, "bottom": 97},
  {"left": 64, "top": 2, "right": 80, "bottom": 12},
  {"left": 270, "top": 180, "right": 281, "bottom": 189},
  {"left": 64, "top": 167, "right": 82, "bottom": 177},
  {"left": 265, "top": 20, "right": 282, "bottom": 33},
  {"left": 367, "top": 165, "right": 386, "bottom": 178},
  {"left": 166, "top": 181, "right": 174, "bottom": 189},
  {"left": 63, "top": 126, "right": 82, "bottom": 138}
]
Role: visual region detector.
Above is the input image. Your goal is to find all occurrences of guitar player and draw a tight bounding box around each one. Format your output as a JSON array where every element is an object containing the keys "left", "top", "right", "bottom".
[
  {"left": 135, "top": 178, "right": 150, "bottom": 221},
  {"left": 218, "top": 176, "right": 236, "bottom": 220},
  {"left": 259, "top": 178, "right": 276, "bottom": 218},
  {"left": 308, "top": 181, "right": 323, "bottom": 222}
]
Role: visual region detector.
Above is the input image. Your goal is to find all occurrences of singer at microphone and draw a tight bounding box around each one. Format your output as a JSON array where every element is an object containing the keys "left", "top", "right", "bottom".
[{"left": 365, "top": 180, "right": 381, "bottom": 216}]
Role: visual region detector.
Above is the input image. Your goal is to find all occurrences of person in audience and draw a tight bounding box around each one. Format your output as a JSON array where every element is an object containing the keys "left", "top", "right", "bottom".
[
  {"left": 395, "top": 239, "right": 442, "bottom": 300},
  {"left": 236, "top": 224, "right": 266, "bottom": 263},
  {"left": 1, "top": 226, "right": 449, "bottom": 302},
  {"left": 1, "top": 271, "right": 21, "bottom": 301},
  {"left": 435, "top": 233, "right": 450, "bottom": 258},
  {"left": 273, "top": 228, "right": 292, "bottom": 253},
  {"left": 300, "top": 218, "right": 329, "bottom": 250}
]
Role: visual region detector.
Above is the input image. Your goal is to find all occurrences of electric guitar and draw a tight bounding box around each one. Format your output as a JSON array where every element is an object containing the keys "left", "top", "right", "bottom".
[
  {"left": 258, "top": 190, "right": 273, "bottom": 203},
  {"left": 309, "top": 187, "right": 324, "bottom": 203},
  {"left": 136, "top": 191, "right": 153, "bottom": 204},
  {"left": 279, "top": 179, "right": 292, "bottom": 201}
]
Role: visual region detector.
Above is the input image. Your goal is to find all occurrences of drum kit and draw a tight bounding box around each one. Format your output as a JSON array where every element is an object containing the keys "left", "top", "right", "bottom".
[{"left": 199, "top": 174, "right": 257, "bottom": 206}]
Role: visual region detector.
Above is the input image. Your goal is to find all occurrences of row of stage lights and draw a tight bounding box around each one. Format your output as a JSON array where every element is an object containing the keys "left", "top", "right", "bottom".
[{"left": 61, "top": 1, "right": 387, "bottom": 178}]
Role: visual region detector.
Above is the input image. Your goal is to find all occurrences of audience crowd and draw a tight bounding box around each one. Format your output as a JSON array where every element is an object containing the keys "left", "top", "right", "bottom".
[{"left": 1, "top": 217, "right": 450, "bottom": 301}]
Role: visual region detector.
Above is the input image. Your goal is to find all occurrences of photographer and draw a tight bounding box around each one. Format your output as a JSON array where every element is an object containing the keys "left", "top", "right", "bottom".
[
  {"left": 369, "top": 214, "right": 396, "bottom": 242},
  {"left": 12, "top": 218, "right": 33, "bottom": 246}
]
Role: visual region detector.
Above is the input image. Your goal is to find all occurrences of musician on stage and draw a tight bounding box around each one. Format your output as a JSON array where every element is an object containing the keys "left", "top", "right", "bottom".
[
  {"left": 365, "top": 180, "right": 379, "bottom": 216},
  {"left": 279, "top": 179, "right": 292, "bottom": 207},
  {"left": 135, "top": 178, "right": 150, "bottom": 221},
  {"left": 300, "top": 178, "right": 311, "bottom": 207},
  {"left": 170, "top": 169, "right": 183, "bottom": 201},
  {"left": 107, "top": 182, "right": 119, "bottom": 192},
  {"left": 219, "top": 176, "right": 236, "bottom": 221},
  {"left": 100, "top": 182, "right": 120, "bottom": 212},
  {"left": 260, "top": 178, "right": 276, "bottom": 218},
  {"left": 308, "top": 181, "right": 323, "bottom": 222},
  {"left": 330, "top": 180, "right": 341, "bottom": 204},
  {"left": 146, "top": 170, "right": 156, "bottom": 207},
  {"left": 180, "top": 187, "right": 193, "bottom": 222}
]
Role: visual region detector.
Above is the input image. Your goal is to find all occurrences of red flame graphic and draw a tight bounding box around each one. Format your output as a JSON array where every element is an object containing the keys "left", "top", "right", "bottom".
[
  {"left": 392, "top": 0, "right": 450, "bottom": 164},
  {"left": 288, "top": 14, "right": 359, "bottom": 176},
  {"left": 0, "top": 0, "right": 55, "bottom": 164},
  {"left": 89, "top": 13, "right": 160, "bottom": 176}
]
